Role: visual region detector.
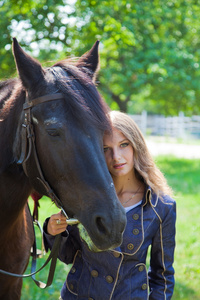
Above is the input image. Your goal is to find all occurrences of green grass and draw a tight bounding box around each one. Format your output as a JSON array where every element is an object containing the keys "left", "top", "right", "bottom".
[
  {"left": 156, "top": 157, "right": 200, "bottom": 300},
  {"left": 21, "top": 156, "right": 200, "bottom": 299}
]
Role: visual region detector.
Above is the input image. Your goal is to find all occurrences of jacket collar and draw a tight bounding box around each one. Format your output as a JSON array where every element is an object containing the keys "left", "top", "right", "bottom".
[{"left": 142, "top": 185, "right": 158, "bottom": 207}]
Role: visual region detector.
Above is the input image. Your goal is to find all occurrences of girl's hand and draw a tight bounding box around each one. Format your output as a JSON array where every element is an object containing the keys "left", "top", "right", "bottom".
[{"left": 47, "top": 211, "right": 67, "bottom": 236}]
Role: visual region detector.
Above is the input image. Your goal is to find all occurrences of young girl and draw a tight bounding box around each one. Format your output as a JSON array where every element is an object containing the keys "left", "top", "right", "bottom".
[{"left": 43, "top": 110, "right": 176, "bottom": 300}]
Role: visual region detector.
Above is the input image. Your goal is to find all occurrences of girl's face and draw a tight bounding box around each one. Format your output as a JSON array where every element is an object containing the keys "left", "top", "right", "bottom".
[{"left": 103, "top": 128, "right": 134, "bottom": 178}]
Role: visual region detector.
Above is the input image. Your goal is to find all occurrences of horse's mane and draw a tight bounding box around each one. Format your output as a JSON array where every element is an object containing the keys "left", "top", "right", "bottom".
[
  {"left": 0, "top": 78, "right": 19, "bottom": 109},
  {"left": 0, "top": 79, "right": 25, "bottom": 172},
  {"left": 52, "top": 61, "right": 111, "bottom": 132}
]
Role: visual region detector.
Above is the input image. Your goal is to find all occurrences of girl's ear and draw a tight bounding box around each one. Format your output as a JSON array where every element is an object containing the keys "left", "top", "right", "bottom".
[
  {"left": 12, "top": 38, "right": 45, "bottom": 91},
  {"left": 75, "top": 41, "right": 100, "bottom": 82}
]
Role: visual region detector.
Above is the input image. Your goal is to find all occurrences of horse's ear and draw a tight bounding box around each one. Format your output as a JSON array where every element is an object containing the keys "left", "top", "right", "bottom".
[
  {"left": 12, "top": 38, "right": 44, "bottom": 90},
  {"left": 76, "top": 41, "right": 100, "bottom": 82}
]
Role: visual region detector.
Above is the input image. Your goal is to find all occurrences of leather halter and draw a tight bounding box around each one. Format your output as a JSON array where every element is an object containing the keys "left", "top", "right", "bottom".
[{"left": 18, "top": 92, "right": 78, "bottom": 222}]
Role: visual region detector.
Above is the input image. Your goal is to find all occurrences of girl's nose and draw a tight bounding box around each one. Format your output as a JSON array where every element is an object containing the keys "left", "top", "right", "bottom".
[{"left": 112, "top": 148, "right": 120, "bottom": 161}]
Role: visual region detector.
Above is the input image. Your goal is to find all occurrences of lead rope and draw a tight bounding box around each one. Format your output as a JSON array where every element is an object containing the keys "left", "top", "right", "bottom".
[
  {"left": 31, "top": 231, "right": 62, "bottom": 288},
  {"left": 0, "top": 231, "right": 61, "bottom": 288},
  {"left": 0, "top": 202, "right": 61, "bottom": 288}
]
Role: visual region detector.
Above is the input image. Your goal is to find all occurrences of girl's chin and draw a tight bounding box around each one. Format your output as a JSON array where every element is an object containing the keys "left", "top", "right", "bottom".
[
  {"left": 111, "top": 168, "right": 133, "bottom": 178},
  {"left": 111, "top": 170, "right": 126, "bottom": 177}
]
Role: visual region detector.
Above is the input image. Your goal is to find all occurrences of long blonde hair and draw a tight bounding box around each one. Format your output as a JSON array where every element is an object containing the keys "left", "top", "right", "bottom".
[{"left": 108, "top": 111, "right": 173, "bottom": 197}]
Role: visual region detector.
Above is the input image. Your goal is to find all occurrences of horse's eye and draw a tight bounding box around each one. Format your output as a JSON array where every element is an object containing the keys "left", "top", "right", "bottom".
[{"left": 47, "top": 129, "right": 60, "bottom": 137}]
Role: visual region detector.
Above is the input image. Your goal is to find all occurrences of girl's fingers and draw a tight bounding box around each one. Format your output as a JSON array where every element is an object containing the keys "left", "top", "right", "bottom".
[
  {"left": 52, "top": 211, "right": 66, "bottom": 221},
  {"left": 47, "top": 211, "right": 67, "bottom": 235}
]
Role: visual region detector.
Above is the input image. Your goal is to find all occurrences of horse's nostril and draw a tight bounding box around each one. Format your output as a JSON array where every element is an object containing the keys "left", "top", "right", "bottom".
[{"left": 96, "top": 217, "right": 108, "bottom": 235}]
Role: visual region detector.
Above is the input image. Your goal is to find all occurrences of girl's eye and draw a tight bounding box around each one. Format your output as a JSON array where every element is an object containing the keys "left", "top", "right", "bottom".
[
  {"left": 103, "top": 147, "right": 109, "bottom": 152},
  {"left": 121, "top": 142, "right": 129, "bottom": 148}
]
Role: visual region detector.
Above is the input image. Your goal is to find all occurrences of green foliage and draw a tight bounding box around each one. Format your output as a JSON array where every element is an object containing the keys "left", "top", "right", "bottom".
[
  {"left": 0, "top": 0, "right": 73, "bottom": 78},
  {"left": 21, "top": 156, "right": 200, "bottom": 299},
  {"left": 1, "top": 0, "right": 200, "bottom": 114},
  {"left": 73, "top": 0, "right": 200, "bottom": 115}
]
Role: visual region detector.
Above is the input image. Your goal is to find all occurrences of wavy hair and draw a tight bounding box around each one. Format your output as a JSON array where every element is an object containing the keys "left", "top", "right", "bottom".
[{"left": 108, "top": 111, "right": 173, "bottom": 197}]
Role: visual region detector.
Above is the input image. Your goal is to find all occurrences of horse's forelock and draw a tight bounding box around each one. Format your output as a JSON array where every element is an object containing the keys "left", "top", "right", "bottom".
[{"left": 50, "top": 64, "right": 111, "bottom": 132}]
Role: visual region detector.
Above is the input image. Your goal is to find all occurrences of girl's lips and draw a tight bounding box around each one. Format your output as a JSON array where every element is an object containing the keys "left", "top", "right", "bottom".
[{"left": 113, "top": 163, "right": 126, "bottom": 169}]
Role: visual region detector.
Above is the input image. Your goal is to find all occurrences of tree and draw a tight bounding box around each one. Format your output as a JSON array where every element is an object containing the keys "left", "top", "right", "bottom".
[
  {"left": 0, "top": 0, "right": 75, "bottom": 78},
  {"left": 72, "top": 0, "right": 200, "bottom": 115},
  {"left": 1, "top": 0, "right": 200, "bottom": 115}
]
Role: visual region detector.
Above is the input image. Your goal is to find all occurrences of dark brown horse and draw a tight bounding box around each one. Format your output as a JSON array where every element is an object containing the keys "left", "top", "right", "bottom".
[{"left": 0, "top": 39, "right": 126, "bottom": 300}]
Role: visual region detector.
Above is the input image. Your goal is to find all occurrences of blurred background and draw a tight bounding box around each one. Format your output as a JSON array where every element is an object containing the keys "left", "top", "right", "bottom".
[
  {"left": 1, "top": 0, "right": 200, "bottom": 117},
  {"left": 0, "top": 0, "right": 200, "bottom": 299}
]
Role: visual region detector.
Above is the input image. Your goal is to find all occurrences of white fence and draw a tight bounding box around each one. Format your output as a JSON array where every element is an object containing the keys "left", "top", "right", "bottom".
[{"left": 130, "top": 111, "right": 200, "bottom": 140}]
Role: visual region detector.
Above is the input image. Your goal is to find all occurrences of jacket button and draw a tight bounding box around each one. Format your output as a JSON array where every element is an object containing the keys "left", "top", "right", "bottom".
[
  {"left": 91, "top": 270, "right": 99, "bottom": 277},
  {"left": 138, "top": 265, "right": 144, "bottom": 272},
  {"left": 113, "top": 251, "right": 120, "bottom": 258},
  {"left": 142, "top": 283, "right": 147, "bottom": 290},
  {"left": 70, "top": 267, "right": 76, "bottom": 273},
  {"left": 106, "top": 275, "right": 114, "bottom": 283},
  {"left": 127, "top": 243, "right": 134, "bottom": 250},
  {"left": 88, "top": 298, "right": 94, "bottom": 300},
  {"left": 133, "top": 228, "right": 139, "bottom": 235},
  {"left": 69, "top": 283, "right": 74, "bottom": 290},
  {"left": 133, "top": 214, "right": 139, "bottom": 220}
]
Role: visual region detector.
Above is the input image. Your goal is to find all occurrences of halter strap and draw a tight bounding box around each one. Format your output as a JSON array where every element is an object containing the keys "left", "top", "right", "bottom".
[
  {"left": 23, "top": 93, "right": 64, "bottom": 109},
  {"left": 18, "top": 92, "right": 79, "bottom": 218}
]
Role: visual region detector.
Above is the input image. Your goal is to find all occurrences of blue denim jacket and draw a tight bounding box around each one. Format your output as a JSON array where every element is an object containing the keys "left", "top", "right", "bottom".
[{"left": 43, "top": 187, "right": 176, "bottom": 300}]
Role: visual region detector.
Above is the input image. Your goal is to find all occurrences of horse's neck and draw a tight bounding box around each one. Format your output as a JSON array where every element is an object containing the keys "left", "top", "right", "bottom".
[{"left": 0, "top": 164, "right": 31, "bottom": 230}]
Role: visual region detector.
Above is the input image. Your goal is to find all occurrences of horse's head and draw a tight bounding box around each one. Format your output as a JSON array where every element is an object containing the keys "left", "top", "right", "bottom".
[{"left": 12, "top": 38, "right": 126, "bottom": 250}]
